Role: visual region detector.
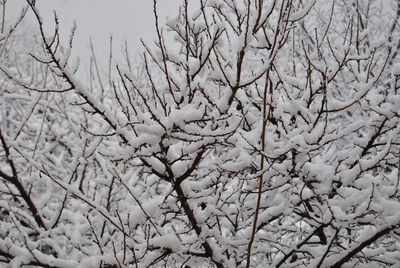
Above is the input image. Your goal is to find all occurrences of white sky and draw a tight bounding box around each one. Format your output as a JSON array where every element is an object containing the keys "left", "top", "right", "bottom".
[{"left": 8, "top": 0, "right": 183, "bottom": 75}]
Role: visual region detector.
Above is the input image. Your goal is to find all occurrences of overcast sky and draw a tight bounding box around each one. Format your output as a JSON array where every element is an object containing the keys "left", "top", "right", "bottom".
[{"left": 8, "top": 0, "right": 183, "bottom": 75}]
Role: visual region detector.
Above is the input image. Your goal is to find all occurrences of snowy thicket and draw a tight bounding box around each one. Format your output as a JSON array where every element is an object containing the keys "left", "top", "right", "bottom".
[{"left": 0, "top": 0, "right": 399, "bottom": 267}]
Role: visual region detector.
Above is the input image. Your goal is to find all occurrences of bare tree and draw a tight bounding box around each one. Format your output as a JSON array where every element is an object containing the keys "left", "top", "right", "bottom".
[{"left": 0, "top": 0, "right": 399, "bottom": 267}]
